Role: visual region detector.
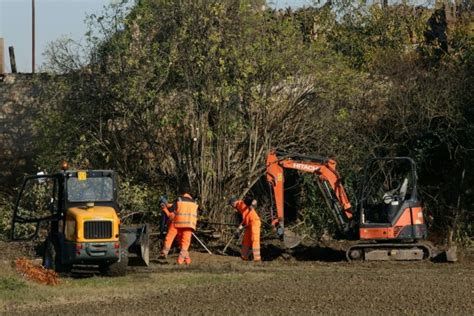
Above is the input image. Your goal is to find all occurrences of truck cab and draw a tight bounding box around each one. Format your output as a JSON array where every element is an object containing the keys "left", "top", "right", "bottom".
[{"left": 11, "top": 169, "right": 149, "bottom": 275}]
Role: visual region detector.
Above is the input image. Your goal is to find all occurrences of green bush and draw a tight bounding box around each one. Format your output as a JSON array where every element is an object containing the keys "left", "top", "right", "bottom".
[
  {"left": 118, "top": 180, "right": 162, "bottom": 225},
  {"left": 27, "top": 1, "right": 474, "bottom": 242},
  {"left": 0, "top": 193, "right": 14, "bottom": 240}
]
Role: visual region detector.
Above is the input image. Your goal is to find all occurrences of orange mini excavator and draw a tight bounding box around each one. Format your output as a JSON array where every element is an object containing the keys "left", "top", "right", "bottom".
[{"left": 266, "top": 150, "right": 432, "bottom": 261}]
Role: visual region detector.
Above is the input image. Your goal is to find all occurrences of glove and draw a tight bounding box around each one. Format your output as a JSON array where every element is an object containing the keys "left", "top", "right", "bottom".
[
  {"left": 234, "top": 225, "right": 243, "bottom": 238},
  {"left": 159, "top": 195, "right": 168, "bottom": 205}
]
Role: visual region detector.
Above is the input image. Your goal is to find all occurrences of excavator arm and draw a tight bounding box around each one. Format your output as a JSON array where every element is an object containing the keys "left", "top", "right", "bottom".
[{"left": 266, "top": 150, "right": 353, "bottom": 236}]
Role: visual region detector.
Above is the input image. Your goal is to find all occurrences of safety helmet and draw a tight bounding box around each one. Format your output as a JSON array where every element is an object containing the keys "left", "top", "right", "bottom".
[{"left": 228, "top": 196, "right": 237, "bottom": 206}]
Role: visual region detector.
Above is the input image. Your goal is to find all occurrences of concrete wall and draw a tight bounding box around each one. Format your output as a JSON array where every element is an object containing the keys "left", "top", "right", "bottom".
[{"left": 0, "top": 74, "right": 44, "bottom": 189}]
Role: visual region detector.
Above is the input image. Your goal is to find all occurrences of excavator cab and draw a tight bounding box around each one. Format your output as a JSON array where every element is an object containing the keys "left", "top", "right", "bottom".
[
  {"left": 357, "top": 157, "right": 427, "bottom": 241},
  {"left": 358, "top": 158, "right": 414, "bottom": 224}
]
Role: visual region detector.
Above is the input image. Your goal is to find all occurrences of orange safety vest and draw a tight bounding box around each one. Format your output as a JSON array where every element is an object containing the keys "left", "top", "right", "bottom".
[
  {"left": 235, "top": 200, "right": 260, "bottom": 226},
  {"left": 173, "top": 193, "right": 198, "bottom": 230}
]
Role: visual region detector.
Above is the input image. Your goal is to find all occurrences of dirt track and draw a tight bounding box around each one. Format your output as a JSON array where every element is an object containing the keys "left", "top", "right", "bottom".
[{"left": 1, "top": 249, "right": 473, "bottom": 315}]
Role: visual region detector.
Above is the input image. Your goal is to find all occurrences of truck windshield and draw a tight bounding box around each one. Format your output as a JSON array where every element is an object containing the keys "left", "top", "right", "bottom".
[{"left": 67, "top": 176, "right": 114, "bottom": 202}]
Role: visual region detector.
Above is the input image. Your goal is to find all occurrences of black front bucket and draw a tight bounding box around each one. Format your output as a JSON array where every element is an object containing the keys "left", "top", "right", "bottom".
[{"left": 120, "top": 224, "right": 150, "bottom": 266}]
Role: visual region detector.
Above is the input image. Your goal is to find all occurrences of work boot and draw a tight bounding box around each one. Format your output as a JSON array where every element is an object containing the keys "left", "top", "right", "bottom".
[
  {"left": 177, "top": 254, "right": 186, "bottom": 265},
  {"left": 159, "top": 248, "right": 169, "bottom": 260},
  {"left": 158, "top": 252, "right": 167, "bottom": 260},
  {"left": 184, "top": 257, "right": 192, "bottom": 265}
]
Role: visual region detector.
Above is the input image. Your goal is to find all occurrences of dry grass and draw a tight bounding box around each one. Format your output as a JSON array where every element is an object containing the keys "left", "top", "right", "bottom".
[
  {"left": 1, "top": 252, "right": 473, "bottom": 315},
  {"left": 0, "top": 258, "right": 267, "bottom": 313}
]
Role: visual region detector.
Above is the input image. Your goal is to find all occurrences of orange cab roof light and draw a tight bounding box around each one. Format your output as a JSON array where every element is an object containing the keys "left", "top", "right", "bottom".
[{"left": 61, "top": 161, "right": 69, "bottom": 170}]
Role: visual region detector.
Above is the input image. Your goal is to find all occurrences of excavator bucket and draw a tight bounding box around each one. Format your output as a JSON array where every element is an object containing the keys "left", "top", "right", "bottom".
[
  {"left": 283, "top": 228, "right": 302, "bottom": 249},
  {"left": 120, "top": 224, "right": 150, "bottom": 266}
]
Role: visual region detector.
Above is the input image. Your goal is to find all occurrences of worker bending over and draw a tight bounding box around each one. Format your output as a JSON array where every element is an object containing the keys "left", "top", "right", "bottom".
[
  {"left": 229, "top": 197, "right": 261, "bottom": 262},
  {"left": 160, "top": 185, "right": 198, "bottom": 265}
]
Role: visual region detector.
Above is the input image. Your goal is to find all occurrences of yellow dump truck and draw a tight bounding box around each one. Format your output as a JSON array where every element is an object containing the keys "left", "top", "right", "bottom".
[{"left": 11, "top": 169, "right": 149, "bottom": 276}]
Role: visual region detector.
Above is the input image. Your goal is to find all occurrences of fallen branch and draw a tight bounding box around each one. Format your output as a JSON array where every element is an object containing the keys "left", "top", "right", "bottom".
[{"left": 15, "top": 258, "right": 60, "bottom": 286}]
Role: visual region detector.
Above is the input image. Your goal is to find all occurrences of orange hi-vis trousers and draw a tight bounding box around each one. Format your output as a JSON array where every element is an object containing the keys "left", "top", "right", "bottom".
[
  {"left": 160, "top": 222, "right": 193, "bottom": 264},
  {"left": 241, "top": 220, "right": 261, "bottom": 261}
]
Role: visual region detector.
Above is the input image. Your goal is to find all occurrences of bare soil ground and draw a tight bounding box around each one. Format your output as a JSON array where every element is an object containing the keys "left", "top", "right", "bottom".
[{"left": 1, "top": 240, "right": 473, "bottom": 316}]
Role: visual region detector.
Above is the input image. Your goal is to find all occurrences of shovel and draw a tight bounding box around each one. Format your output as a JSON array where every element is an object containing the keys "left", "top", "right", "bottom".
[
  {"left": 192, "top": 232, "right": 213, "bottom": 255},
  {"left": 219, "top": 230, "right": 243, "bottom": 255}
]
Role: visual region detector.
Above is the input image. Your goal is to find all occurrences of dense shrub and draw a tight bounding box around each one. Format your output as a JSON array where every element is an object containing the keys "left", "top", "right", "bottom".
[{"left": 1, "top": 1, "right": 470, "bottom": 243}]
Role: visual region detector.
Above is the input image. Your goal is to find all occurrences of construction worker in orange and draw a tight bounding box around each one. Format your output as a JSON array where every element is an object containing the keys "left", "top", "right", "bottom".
[
  {"left": 159, "top": 185, "right": 198, "bottom": 265},
  {"left": 229, "top": 196, "right": 261, "bottom": 262}
]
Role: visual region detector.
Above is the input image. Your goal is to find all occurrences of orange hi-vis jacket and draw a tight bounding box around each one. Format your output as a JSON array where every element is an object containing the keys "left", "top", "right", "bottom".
[
  {"left": 234, "top": 199, "right": 261, "bottom": 261},
  {"left": 173, "top": 193, "right": 198, "bottom": 230},
  {"left": 235, "top": 200, "right": 260, "bottom": 226}
]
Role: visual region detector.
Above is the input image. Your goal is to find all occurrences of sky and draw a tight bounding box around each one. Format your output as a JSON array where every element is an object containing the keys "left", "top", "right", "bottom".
[{"left": 0, "top": 0, "right": 313, "bottom": 73}]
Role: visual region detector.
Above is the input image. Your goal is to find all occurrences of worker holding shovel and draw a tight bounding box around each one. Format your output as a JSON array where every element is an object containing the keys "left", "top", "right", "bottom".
[
  {"left": 229, "top": 196, "right": 261, "bottom": 262},
  {"left": 159, "top": 184, "right": 198, "bottom": 265}
]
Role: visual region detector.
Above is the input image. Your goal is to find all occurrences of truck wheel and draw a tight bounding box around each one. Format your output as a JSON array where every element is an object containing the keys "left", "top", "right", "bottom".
[{"left": 100, "top": 247, "right": 128, "bottom": 277}]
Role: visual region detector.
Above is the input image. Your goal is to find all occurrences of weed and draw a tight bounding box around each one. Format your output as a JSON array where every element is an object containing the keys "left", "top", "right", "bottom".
[{"left": 0, "top": 276, "right": 26, "bottom": 291}]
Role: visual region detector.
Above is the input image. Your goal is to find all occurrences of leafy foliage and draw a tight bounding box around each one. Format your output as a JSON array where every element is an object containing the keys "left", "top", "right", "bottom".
[
  {"left": 0, "top": 193, "right": 14, "bottom": 240},
  {"left": 16, "top": 0, "right": 473, "bottom": 243}
]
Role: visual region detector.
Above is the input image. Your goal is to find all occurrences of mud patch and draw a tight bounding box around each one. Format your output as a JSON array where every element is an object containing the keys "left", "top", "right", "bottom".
[
  {"left": 1, "top": 239, "right": 473, "bottom": 315},
  {"left": 3, "top": 256, "right": 473, "bottom": 315}
]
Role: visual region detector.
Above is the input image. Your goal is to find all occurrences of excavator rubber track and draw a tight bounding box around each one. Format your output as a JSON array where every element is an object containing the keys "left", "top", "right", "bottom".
[{"left": 346, "top": 241, "right": 433, "bottom": 262}]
